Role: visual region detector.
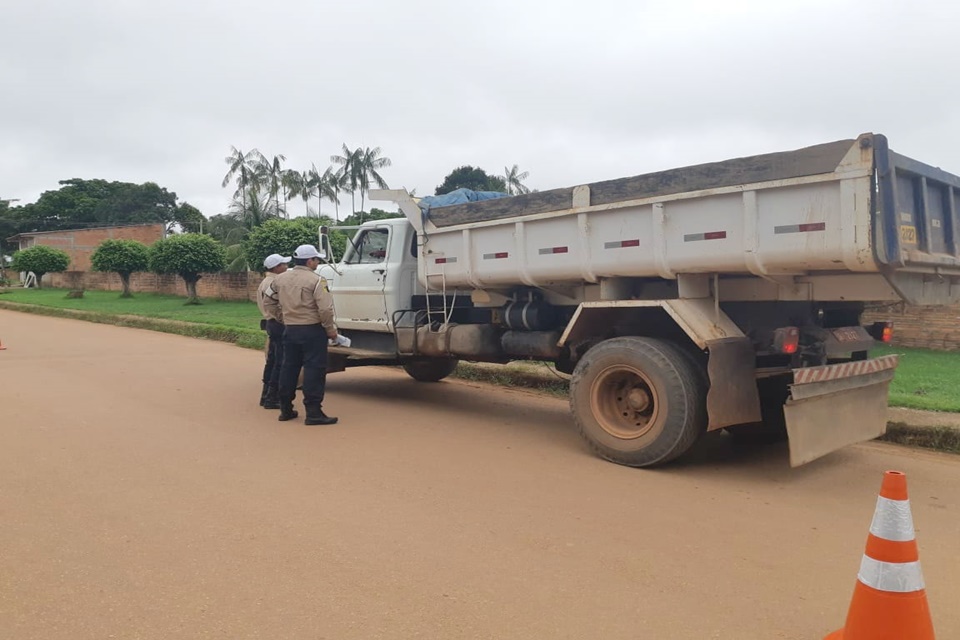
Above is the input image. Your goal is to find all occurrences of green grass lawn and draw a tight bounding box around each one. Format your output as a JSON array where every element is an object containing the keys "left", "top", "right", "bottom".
[
  {"left": 874, "top": 345, "right": 960, "bottom": 413},
  {"left": 2, "top": 288, "right": 958, "bottom": 413},
  {"left": 0, "top": 288, "right": 262, "bottom": 331}
]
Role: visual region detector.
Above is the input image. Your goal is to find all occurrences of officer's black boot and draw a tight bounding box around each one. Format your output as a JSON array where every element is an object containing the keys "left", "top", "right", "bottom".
[
  {"left": 259, "top": 383, "right": 269, "bottom": 407},
  {"left": 278, "top": 403, "right": 299, "bottom": 421},
  {"left": 304, "top": 405, "right": 338, "bottom": 426},
  {"left": 262, "top": 385, "right": 280, "bottom": 410}
]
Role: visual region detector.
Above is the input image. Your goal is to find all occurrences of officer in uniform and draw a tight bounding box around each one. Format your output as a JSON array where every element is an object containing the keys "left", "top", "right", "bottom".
[
  {"left": 256, "top": 253, "right": 291, "bottom": 409},
  {"left": 263, "top": 244, "right": 339, "bottom": 425}
]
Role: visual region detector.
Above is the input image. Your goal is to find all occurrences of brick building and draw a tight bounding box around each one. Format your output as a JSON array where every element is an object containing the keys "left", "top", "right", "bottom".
[{"left": 7, "top": 223, "right": 166, "bottom": 271}]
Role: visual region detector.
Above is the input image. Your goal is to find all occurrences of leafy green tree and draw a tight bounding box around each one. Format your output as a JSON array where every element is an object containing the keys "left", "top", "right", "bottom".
[
  {"left": 148, "top": 233, "right": 226, "bottom": 304},
  {"left": 90, "top": 239, "right": 150, "bottom": 297},
  {"left": 10, "top": 245, "right": 70, "bottom": 288},
  {"left": 242, "top": 217, "right": 346, "bottom": 271},
  {"left": 435, "top": 166, "right": 507, "bottom": 195},
  {"left": 340, "top": 208, "right": 403, "bottom": 226},
  {"left": 173, "top": 202, "right": 205, "bottom": 234},
  {"left": 5, "top": 179, "right": 202, "bottom": 234}
]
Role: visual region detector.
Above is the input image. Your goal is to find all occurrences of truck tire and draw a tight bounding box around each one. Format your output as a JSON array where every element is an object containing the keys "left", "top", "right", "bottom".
[
  {"left": 570, "top": 337, "right": 707, "bottom": 467},
  {"left": 401, "top": 357, "right": 459, "bottom": 382}
]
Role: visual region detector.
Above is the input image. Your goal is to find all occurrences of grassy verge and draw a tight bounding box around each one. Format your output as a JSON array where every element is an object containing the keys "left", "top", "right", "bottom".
[
  {"left": 881, "top": 423, "right": 960, "bottom": 455},
  {"left": 0, "top": 289, "right": 267, "bottom": 351},
  {"left": 0, "top": 288, "right": 263, "bottom": 331}
]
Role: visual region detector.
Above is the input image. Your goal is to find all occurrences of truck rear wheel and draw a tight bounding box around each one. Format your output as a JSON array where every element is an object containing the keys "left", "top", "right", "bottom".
[
  {"left": 401, "top": 357, "right": 459, "bottom": 382},
  {"left": 570, "top": 337, "right": 707, "bottom": 467}
]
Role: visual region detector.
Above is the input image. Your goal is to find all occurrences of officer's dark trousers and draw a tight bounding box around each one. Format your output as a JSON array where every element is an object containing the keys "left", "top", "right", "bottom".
[
  {"left": 262, "top": 319, "right": 285, "bottom": 388},
  {"left": 279, "top": 324, "right": 328, "bottom": 408}
]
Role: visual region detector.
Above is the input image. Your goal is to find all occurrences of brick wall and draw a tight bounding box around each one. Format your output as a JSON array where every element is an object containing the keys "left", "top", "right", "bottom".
[
  {"left": 46, "top": 270, "right": 263, "bottom": 302},
  {"left": 863, "top": 303, "right": 960, "bottom": 352},
  {"left": 18, "top": 224, "right": 166, "bottom": 271}
]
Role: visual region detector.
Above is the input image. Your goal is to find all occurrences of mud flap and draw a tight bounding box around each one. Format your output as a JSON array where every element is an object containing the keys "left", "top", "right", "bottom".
[
  {"left": 784, "top": 356, "right": 899, "bottom": 467},
  {"left": 706, "top": 337, "right": 763, "bottom": 430}
]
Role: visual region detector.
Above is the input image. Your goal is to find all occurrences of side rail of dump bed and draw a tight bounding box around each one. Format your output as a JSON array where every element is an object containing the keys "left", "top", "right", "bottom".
[{"left": 872, "top": 134, "right": 960, "bottom": 305}]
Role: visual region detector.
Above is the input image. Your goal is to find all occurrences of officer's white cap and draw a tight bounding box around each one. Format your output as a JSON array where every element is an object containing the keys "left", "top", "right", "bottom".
[
  {"left": 293, "top": 244, "right": 325, "bottom": 260},
  {"left": 263, "top": 253, "right": 291, "bottom": 269}
]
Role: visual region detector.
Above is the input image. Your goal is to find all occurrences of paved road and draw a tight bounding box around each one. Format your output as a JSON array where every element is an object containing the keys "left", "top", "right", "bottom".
[{"left": 1, "top": 309, "right": 958, "bottom": 640}]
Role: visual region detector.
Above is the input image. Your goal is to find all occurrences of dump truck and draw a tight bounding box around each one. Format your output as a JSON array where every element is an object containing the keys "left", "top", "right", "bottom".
[{"left": 314, "top": 133, "right": 960, "bottom": 468}]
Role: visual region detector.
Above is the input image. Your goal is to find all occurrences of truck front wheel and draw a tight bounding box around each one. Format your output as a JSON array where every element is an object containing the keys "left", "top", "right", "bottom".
[
  {"left": 401, "top": 357, "right": 459, "bottom": 382},
  {"left": 570, "top": 337, "right": 707, "bottom": 467}
]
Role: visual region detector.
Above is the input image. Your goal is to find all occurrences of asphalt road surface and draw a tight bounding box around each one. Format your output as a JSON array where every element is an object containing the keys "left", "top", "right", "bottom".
[{"left": 1, "top": 309, "right": 958, "bottom": 639}]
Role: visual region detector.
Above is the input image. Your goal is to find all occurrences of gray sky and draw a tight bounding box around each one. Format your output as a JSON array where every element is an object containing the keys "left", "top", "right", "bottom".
[{"left": 2, "top": 0, "right": 959, "bottom": 219}]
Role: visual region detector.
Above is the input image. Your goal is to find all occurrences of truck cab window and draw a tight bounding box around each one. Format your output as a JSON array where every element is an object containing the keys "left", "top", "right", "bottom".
[{"left": 345, "top": 228, "right": 390, "bottom": 265}]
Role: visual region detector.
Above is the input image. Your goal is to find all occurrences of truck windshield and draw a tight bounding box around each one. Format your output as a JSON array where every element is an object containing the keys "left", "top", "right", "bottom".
[{"left": 345, "top": 228, "right": 389, "bottom": 264}]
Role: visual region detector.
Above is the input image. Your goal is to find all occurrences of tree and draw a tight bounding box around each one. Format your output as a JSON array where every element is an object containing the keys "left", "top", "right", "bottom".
[
  {"left": 340, "top": 208, "right": 403, "bottom": 226},
  {"left": 285, "top": 170, "right": 314, "bottom": 216},
  {"left": 356, "top": 146, "right": 391, "bottom": 215},
  {"left": 10, "top": 245, "right": 70, "bottom": 288},
  {"left": 331, "top": 144, "right": 362, "bottom": 213},
  {"left": 242, "top": 217, "right": 346, "bottom": 272},
  {"left": 258, "top": 154, "right": 287, "bottom": 217},
  {"left": 148, "top": 233, "right": 226, "bottom": 304},
  {"left": 501, "top": 164, "right": 531, "bottom": 195},
  {"left": 222, "top": 147, "right": 265, "bottom": 214},
  {"left": 435, "top": 166, "right": 507, "bottom": 195},
  {"left": 90, "top": 239, "right": 150, "bottom": 298},
  {"left": 173, "top": 202, "right": 205, "bottom": 234},
  {"left": 6, "top": 179, "right": 201, "bottom": 234}
]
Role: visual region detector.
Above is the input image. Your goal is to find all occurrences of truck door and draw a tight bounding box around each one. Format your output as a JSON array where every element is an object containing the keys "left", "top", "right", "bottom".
[{"left": 329, "top": 226, "right": 393, "bottom": 332}]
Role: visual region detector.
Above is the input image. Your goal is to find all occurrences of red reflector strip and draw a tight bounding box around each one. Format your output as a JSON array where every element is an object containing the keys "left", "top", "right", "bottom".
[
  {"left": 434, "top": 257, "right": 458, "bottom": 264},
  {"left": 684, "top": 231, "right": 727, "bottom": 242},
  {"left": 482, "top": 252, "right": 509, "bottom": 260},
  {"left": 775, "top": 222, "right": 827, "bottom": 234},
  {"left": 604, "top": 239, "right": 641, "bottom": 249},
  {"left": 538, "top": 246, "right": 569, "bottom": 255}
]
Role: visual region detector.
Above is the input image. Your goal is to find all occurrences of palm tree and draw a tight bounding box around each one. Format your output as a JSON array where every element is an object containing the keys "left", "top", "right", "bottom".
[
  {"left": 285, "top": 170, "right": 314, "bottom": 216},
  {"left": 356, "top": 146, "right": 391, "bottom": 216},
  {"left": 222, "top": 147, "right": 265, "bottom": 212},
  {"left": 502, "top": 164, "right": 531, "bottom": 195},
  {"left": 331, "top": 144, "right": 362, "bottom": 213},
  {"left": 307, "top": 164, "right": 342, "bottom": 220},
  {"left": 258, "top": 154, "right": 287, "bottom": 218},
  {"left": 227, "top": 187, "right": 280, "bottom": 229}
]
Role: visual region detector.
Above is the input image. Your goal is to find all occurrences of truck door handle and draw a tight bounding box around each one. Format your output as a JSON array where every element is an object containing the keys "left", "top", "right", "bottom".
[{"left": 373, "top": 269, "right": 385, "bottom": 275}]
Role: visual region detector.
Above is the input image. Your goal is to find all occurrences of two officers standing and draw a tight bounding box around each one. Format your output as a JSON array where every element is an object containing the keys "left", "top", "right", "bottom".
[{"left": 260, "top": 244, "right": 340, "bottom": 426}]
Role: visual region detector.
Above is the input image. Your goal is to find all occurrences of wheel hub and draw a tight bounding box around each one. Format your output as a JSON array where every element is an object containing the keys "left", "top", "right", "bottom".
[{"left": 590, "top": 365, "right": 660, "bottom": 440}]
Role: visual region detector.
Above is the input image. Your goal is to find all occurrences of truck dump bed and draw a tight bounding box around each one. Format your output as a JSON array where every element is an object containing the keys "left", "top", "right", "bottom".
[{"left": 381, "top": 133, "right": 960, "bottom": 306}]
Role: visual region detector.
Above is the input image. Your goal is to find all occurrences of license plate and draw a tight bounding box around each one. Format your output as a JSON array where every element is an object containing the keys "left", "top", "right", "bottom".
[{"left": 832, "top": 327, "right": 862, "bottom": 342}]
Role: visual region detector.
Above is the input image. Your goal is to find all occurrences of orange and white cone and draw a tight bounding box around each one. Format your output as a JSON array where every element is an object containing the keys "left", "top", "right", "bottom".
[{"left": 824, "top": 470, "right": 935, "bottom": 639}]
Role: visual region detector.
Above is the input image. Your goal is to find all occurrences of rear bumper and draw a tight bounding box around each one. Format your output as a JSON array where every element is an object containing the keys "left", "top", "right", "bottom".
[{"left": 784, "top": 355, "right": 899, "bottom": 466}]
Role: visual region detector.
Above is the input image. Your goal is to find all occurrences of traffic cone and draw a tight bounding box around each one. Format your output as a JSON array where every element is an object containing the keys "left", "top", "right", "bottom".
[{"left": 824, "top": 470, "right": 935, "bottom": 639}]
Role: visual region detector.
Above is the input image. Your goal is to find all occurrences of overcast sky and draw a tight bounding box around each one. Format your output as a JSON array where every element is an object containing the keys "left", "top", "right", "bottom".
[{"left": 2, "top": 0, "right": 958, "bottom": 219}]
